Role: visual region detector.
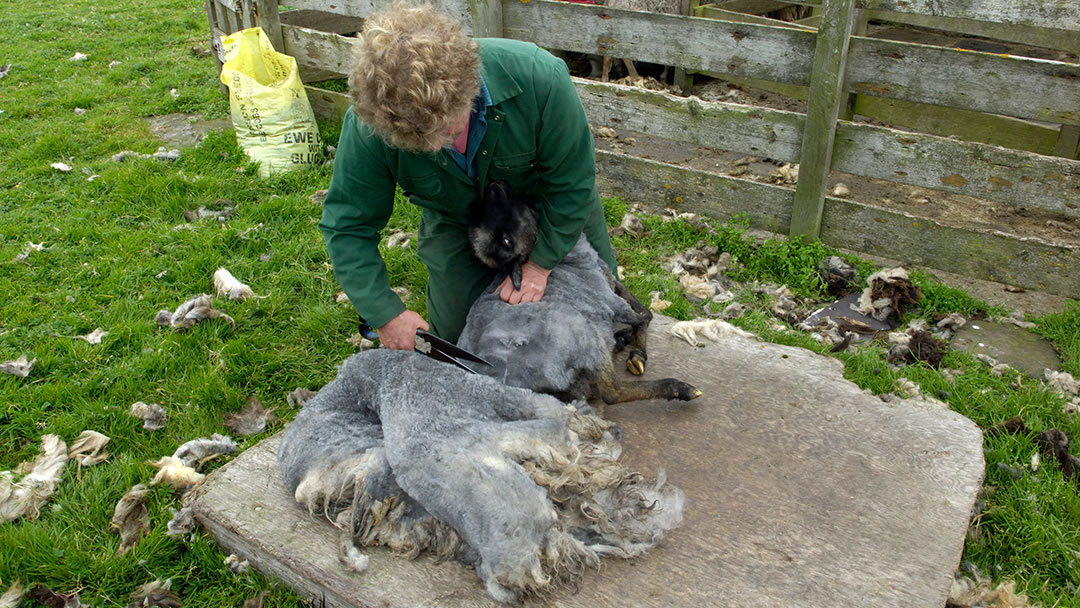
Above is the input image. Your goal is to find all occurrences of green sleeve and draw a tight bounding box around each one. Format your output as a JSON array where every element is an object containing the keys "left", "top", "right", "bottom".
[
  {"left": 319, "top": 110, "right": 406, "bottom": 329},
  {"left": 528, "top": 52, "right": 599, "bottom": 270}
]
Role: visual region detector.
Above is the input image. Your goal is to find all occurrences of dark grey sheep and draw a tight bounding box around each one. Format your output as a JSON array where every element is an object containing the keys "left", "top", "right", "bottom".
[
  {"left": 279, "top": 350, "right": 684, "bottom": 602},
  {"left": 459, "top": 234, "right": 700, "bottom": 404}
]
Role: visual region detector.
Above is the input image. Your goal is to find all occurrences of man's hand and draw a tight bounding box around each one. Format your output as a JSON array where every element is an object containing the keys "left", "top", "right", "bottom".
[
  {"left": 377, "top": 310, "right": 429, "bottom": 350},
  {"left": 497, "top": 261, "right": 552, "bottom": 304}
]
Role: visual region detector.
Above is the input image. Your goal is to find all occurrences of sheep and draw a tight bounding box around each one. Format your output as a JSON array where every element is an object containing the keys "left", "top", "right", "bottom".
[
  {"left": 278, "top": 350, "right": 685, "bottom": 603},
  {"left": 463, "top": 180, "right": 699, "bottom": 404},
  {"left": 599, "top": 0, "right": 682, "bottom": 82}
]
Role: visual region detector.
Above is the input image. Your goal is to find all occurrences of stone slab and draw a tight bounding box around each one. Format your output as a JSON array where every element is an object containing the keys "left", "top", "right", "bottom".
[
  {"left": 951, "top": 320, "right": 1061, "bottom": 377},
  {"left": 189, "top": 316, "right": 985, "bottom": 608}
]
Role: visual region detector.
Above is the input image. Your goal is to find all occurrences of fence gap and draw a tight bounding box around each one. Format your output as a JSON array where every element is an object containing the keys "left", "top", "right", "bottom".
[{"left": 789, "top": 0, "right": 856, "bottom": 240}]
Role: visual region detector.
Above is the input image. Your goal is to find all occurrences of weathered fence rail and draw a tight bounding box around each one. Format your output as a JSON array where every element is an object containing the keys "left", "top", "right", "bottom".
[{"left": 206, "top": 0, "right": 1080, "bottom": 298}]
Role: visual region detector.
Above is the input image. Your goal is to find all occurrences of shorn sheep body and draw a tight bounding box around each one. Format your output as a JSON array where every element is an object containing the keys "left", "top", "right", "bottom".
[{"left": 279, "top": 351, "right": 685, "bottom": 602}]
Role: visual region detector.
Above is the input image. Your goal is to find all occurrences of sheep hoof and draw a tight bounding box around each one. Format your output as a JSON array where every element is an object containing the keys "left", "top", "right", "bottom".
[
  {"left": 662, "top": 379, "right": 701, "bottom": 401},
  {"left": 626, "top": 354, "right": 646, "bottom": 376}
]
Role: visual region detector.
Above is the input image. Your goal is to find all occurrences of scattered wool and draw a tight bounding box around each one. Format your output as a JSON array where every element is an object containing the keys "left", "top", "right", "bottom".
[
  {"left": 311, "top": 189, "right": 328, "bottom": 205},
  {"left": 768, "top": 163, "right": 799, "bottom": 184},
  {"left": 670, "top": 319, "right": 756, "bottom": 346},
  {"left": 348, "top": 334, "right": 378, "bottom": 350},
  {"left": 989, "top": 417, "right": 1080, "bottom": 486},
  {"left": 51, "top": 162, "right": 73, "bottom": 172},
  {"left": 225, "top": 554, "right": 250, "bottom": 574},
  {"left": 0, "top": 581, "right": 24, "bottom": 608},
  {"left": 111, "top": 484, "right": 151, "bottom": 555},
  {"left": 1, "top": 355, "right": 36, "bottom": 377},
  {"left": 594, "top": 125, "right": 617, "bottom": 139},
  {"left": 721, "top": 302, "right": 746, "bottom": 319},
  {"left": 947, "top": 569, "right": 1035, "bottom": 608},
  {"left": 0, "top": 435, "right": 68, "bottom": 523},
  {"left": 152, "top": 147, "right": 179, "bottom": 162},
  {"left": 71, "top": 52, "right": 87, "bottom": 61},
  {"left": 830, "top": 183, "right": 850, "bottom": 198},
  {"left": 148, "top": 456, "right": 204, "bottom": 490},
  {"left": 165, "top": 506, "right": 195, "bottom": 537},
  {"left": 942, "top": 368, "right": 963, "bottom": 383},
  {"left": 391, "top": 286, "right": 412, "bottom": 301},
  {"left": 182, "top": 202, "right": 234, "bottom": 223},
  {"left": 334, "top": 291, "right": 350, "bottom": 304},
  {"left": 609, "top": 213, "right": 652, "bottom": 238},
  {"left": 68, "top": 430, "right": 110, "bottom": 468},
  {"left": 156, "top": 294, "right": 235, "bottom": 331},
  {"left": 75, "top": 328, "right": 108, "bottom": 344},
  {"left": 172, "top": 433, "right": 238, "bottom": 468},
  {"left": 212, "top": 268, "right": 257, "bottom": 300},
  {"left": 224, "top": 396, "right": 277, "bottom": 437},
  {"left": 894, "top": 378, "right": 921, "bottom": 399},
  {"left": 679, "top": 273, "right": 718, "bottom": 300},
  {"left": 1064, "top": 398, "right": 1080, "bottom": 416},
  {"left": 648, "top": 291, "right": 671, "bottom": 313},
  {"left": 1000, "top": 311, "right": 1036, "bottom": 329},
  {"left": 385, "top": 230, "right": 414, "bottom": 249},
  {"left": 991, "top": 363, "right": 1014, "bottom": 378},
  {"left": 1044, "top": 370, "right": 1079, "bottom": 396},
  {"left": 817, "top": 255, "right": 855, "bottom": 294},
  {"left": 242, "top": 591, "right": 270, "bottom": 608},
  {"left": 936, "top": 313, "right": 967, "bottom": 332},
  {"left": 26, "top": 585, "right": 89, "bottom": 608},
  {"left": 286, "top": 388, "right": 319, "bottom": 407},
  {"left": 126, "top": 579, "right": 182, "bottom": 608},
  {"left": 130, "top": 401, "right": 166, "bottom": 431},
  {"left": 73, "top": 107, "right": 87, "bottom": 115},
  {"left": 856, "top": 267, "right": 920, "bottom": 322}
]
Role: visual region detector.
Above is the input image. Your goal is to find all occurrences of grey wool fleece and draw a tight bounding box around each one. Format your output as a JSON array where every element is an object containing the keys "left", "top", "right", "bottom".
[
  {"left": 278, "top": 350, "right": 684, "bottom": 603},
  {"left": 458, "top": 235, "right": 632, "bottom": 395}
]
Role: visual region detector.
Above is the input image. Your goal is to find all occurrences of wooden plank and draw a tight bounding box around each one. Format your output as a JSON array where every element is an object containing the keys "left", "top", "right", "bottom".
[
  {"left": 205, "top": 0, "right": 229, "bottom": 95},
  {"left": 468, "top": 0, "right": 503, "bottom": 37},
  {"left": 865, "top": 10, "right": 1080, "bottom": 55},
  {"left": 698, "top": 5, "right": 816, "bottom": 30},
  {"left": 597, "top": 151, "right": 1080, "bottom": 297},
  {"left": 281, "top": 0, "right": 392, "bottom": 18},
  {"left": 282, "top": 25, "right": 355, "bottom": 78},
  {"left": 255, "top": 0, "right": 284, "bottom": 51},
  {"left": 1056, "top": 126, "right": 1080, "bottom": 160},
  {"left": 306, "top": 85, "right": 354, "bottom": 123},
  {"left": 790, "top": 0, "right": 857, "bottom": 239},
  {"left": 503, "top": 1, "right": 819, "bottom": 85},
  {"left": 711, "top": 0, "right": 792, "bottom": 14},
  {"left": 855, "top": 0, "right": 1080, "bottom": 32},
  {"left": 576, "top": 78, "right": 805, "bottom": 161},
  {"left": 279, "top": 8, "right": 367, "bottom": 34},
  {"left": 831, "top": 123, "right": 1080, "bottom": 218},
  {"left": 849, "top": 95, "right": 1061, "bottom": 155},
  {"left": 240, "top": 0, "right": 254, "bottom": 29},
  {"left": 846, "top": 36, "right": 1080, "bottom": 126},
  {"left": 504, "top": 1, "right": 1080, "bottom": 125}
]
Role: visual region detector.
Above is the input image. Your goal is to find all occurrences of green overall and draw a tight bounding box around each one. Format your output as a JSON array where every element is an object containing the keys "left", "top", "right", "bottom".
[{"left": 319, "top": 38, "right": 616, "bottom": 343}]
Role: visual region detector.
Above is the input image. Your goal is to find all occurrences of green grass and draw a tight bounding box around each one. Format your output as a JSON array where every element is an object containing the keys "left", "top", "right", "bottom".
[{"left": 2, "top": 0, "right": 1080, "bottom": 605}]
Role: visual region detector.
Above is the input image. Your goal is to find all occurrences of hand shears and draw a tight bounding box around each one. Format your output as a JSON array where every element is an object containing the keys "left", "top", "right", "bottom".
[{"left": 358, "top": 317, "right": 493, "bottom": 374}]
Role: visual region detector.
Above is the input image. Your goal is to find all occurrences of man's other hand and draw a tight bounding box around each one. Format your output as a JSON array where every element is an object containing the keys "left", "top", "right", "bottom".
[
  {"left": 377, "top": 310, "right": 430, "bottom": 350},
  {"left": 497, "top": 261, "right": 552, "bottom": 304}
]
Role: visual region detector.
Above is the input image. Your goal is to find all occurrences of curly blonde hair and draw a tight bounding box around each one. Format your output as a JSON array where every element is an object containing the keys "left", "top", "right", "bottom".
[{"left": 348, "top": 4, "right": 481, "bottom": 152}]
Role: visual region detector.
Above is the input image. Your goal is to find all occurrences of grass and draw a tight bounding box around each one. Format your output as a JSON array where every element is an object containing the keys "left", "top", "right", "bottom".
[{"left": 1, "top": 0, "right": 1079, "bottom": 605}]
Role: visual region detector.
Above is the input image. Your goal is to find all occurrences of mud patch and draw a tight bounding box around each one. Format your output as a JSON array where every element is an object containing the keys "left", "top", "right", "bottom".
[
  {"left": 951, "top": 321, "right": 1061, "bottom": 377},
  {"left": 147, "top": 113, "right": 231, "bottom": 148}
]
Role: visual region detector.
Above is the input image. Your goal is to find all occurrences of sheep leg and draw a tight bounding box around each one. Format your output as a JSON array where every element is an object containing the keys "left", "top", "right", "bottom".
[
  {"left": 590, "top": 360, "right": 701, "bottom": 404},
  {"left": 602, "top": 56, "right": 613, "bottom": 82},
  {"left": 621, "top": 57, "right": 639, "bottom": 79},
  {"left": 613, "top": 281, "right": 652, "bottom": 376}
]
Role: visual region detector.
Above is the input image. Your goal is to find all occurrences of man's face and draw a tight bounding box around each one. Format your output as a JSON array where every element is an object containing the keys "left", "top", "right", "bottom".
[{"left": 443, "top": 104, "right": 472, "bottom": 139}]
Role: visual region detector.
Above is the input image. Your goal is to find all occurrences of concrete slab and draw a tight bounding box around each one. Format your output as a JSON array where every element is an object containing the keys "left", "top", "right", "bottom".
[{"left": 189, "top": 316, "right": 984, "bottom": 608}]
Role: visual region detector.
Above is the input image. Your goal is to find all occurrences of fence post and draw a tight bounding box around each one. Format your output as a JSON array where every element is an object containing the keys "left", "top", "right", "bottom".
[
  {"left": 255, "top": 0, "right": 284, "bottom": 51},
  {"left": 467, "top": 0, "right": 504, "bottom": 37},
  {"left": 789, "top": 0, "right": 856, "bottom": 240}
]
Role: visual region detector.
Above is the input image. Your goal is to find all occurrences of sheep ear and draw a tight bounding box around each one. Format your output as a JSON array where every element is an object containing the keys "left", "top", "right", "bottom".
[{"left": 485, "top": 180, "right": 512, "bottom": 204}]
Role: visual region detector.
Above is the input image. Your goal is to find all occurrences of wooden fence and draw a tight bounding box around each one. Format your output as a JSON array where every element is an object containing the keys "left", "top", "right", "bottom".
[{"left": 204, "top": 0, "right": 1080, "bottom": 298}]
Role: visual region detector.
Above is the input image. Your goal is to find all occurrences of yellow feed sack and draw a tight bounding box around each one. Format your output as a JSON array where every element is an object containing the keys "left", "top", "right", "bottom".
[{"left": 219, "top": 27, "right": 322, "bottom": 177}]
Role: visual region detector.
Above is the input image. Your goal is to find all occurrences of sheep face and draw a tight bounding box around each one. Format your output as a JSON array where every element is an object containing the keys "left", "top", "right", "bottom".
[{"left": 468, "top": 180, "right": 539, "bottom": 289}]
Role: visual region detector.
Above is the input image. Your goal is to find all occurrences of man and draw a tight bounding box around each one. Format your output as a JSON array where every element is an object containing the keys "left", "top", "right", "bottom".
[{"left": 320, "top": 4, "right": 616, "bottom": 349}]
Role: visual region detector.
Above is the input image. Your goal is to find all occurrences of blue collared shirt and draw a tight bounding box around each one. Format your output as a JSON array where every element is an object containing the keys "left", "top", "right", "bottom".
[{"left": 444, "top": 78, "right": 492, "bottom": 181}]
